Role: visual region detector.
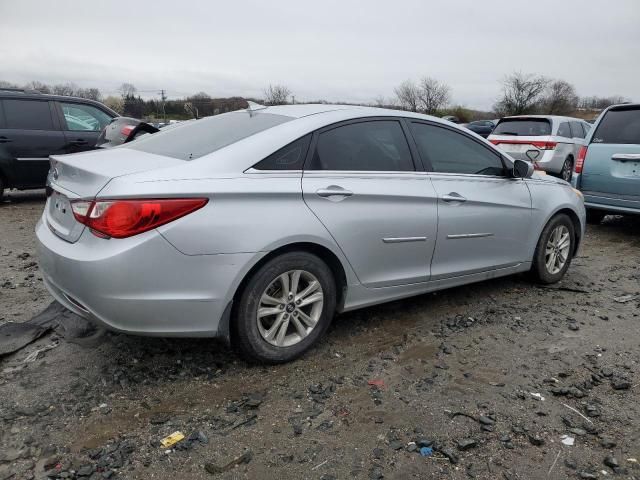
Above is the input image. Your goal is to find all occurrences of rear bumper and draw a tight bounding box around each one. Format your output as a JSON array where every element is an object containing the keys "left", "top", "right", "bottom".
[
  {"left": 36, "top": 218, "right": 257, "bottom": 337},
  {"left": 533, "top": 151, "right": 564, "bottom": 174}
]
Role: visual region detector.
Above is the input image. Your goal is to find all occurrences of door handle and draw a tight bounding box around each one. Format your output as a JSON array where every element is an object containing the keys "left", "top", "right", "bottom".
[
  {"left": 0, "top": 136, "right": 12, "bottom": 143},
  {"left": 316, "top": 187, "right": 354, "bottom": 198},
  {"left": 611, "top": 153, "right": 640, "bottom": 161},
  {"left": 442, "top": 192, "right": 467, "bottom": 203},
  {"left": 70, "top": 139, "right": 89, "bottom": 146}
]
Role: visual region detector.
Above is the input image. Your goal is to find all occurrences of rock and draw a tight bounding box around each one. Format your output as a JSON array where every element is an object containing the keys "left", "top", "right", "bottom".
[
  {"left": 406, "top": 442, "right": 417, "bottom": 452},
  {"left": 439, "top": 448, "right": 458, "bottom": 464},
  {"left": 372, "top": 448, "right": 384, "bottom": 459},
  {"left": 564, "top": 459, "right": 577, "bottom": 469},
  {"left": 568, "top": 323, "right": 579, "bottom": 331},
  {"left": 612, "top": 380, "right": 631, "bottom": 390},
  {"left": 197, "top": 431, "right": 209, "bottom": 444},
  {"left": 204, "top": 450, "right": 252, "bottom": 475},
  {"left": 389, "top": 440, "right": 403, "bottom": 451},
  {"left": 578, "top": 472, "right": 598, "bottom": 479},
  {"left": 599, "top": 437, "right": 617, "bottom": 449},
  {"left": 528, "top": 434, "right": 545, "bottom": 446},
  {"left": 603, "top": 456, "right": 619, "bottom": 469},
  {"left": 292, "top": 424, "right": 303, "bottom": 436},
  {"left": 368, "top": 466, "right": 384, "bottom": 479},
  {"left": 76, "top": 464, "right": 95, "bottom": 477},
  {"left": 499, "top": 435, "right": 511, "bottom": 442},
  {"left": 569, "top": 428, "right": 587, "bottom": 436},
  {"left": 478, "top": 415, "right": 494, "bottom": 425},
  {"left": 416, "top": 438, "right": 433, "bottom": 448},
  {"left": 456, "top": 438, "right": 477, "bottom": 451}
]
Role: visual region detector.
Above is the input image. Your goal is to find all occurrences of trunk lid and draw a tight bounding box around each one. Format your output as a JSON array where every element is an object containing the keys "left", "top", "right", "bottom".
[
  {"left": 489, "top": 135, "right": 554, "bottom": 160},
  {"left": 46, "top": 148, "right": 184, "bottom": 242}
]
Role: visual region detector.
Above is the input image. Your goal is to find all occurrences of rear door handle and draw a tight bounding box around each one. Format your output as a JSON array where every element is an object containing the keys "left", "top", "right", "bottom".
[
  {"left": 612, "top": 153, "right": 640, "bottom": 161},
  {"left": 0, "top": 136, "right": 12, "bottom": 143},
  {"left": 316, "top": 187, "right": 353, "bottom": 198},
  {"left": 442, "top": 192, "right": 467, "bottom": 203},
  {"left": 69, "top": 139, "right": 89, "bottom": 146}
]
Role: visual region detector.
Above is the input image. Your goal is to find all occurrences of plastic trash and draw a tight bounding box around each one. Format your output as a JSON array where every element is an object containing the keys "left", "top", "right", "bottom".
[
  {"left": 419, "top": 446, "right": 433, "bottom": 457},
  {"left": 160, "top": 431, "right": 185, "bottom": 448},
  {"left": 530, "top": 392, "right": 545, "bottom": 401},
  {"left": 367, "top": 379, "right": 386, "bottom": 389},
  {"left": 561, "top": 435, "right": 575, "bottom": 446}
]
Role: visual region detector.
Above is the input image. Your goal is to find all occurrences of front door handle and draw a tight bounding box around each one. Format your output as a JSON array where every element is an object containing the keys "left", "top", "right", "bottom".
[
  {"left": 69, "top": 139, "right": 89, "bottom": 146},
  {"left": 316, "top": 187, "right": 354, "bottom": 198},
  {"left": 442, "top": 192, "right": 467, "bottom": 203},
  {"left": 0, "top": 136, "right": 12, "bottom": 143}
]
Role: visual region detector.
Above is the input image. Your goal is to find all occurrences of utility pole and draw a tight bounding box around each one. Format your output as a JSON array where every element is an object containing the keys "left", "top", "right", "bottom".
[{"left": 159, "top": 89, "right": 167, "bottom": 123}]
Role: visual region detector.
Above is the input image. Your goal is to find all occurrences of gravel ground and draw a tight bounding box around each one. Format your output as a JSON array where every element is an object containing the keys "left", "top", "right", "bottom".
[{"left": 0, "top": 192, "right": 639, "bottom": 480}]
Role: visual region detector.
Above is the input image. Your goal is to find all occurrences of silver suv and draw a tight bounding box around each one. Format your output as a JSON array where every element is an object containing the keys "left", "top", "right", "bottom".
[{"left": 488, "top": 115, "right": 592, "bottom": 181}]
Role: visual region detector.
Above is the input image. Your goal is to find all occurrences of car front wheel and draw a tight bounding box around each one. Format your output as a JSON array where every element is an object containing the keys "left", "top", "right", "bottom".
[
  {"left": 531, "top": 214, "right": 575, "bottom": 284},
  {"left": 233, "top": 251, "right": 336, "bottom": 363}
]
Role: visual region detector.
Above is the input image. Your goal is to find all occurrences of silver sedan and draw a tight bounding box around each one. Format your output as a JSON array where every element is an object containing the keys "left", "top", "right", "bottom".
[{"left": 37, "top": 104, "right": 586, "bottom": 363}]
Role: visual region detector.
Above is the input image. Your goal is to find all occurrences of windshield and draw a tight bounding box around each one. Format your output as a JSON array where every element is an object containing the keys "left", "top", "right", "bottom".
[
  {"left": 493, "top": 118, "right": 551, "bottom": 136},
  {"left": 592, "top": 108, "right": 640, "bottom": 144},
  {"left": 125, "top": 111, "right": 292, "bottom": 160}
]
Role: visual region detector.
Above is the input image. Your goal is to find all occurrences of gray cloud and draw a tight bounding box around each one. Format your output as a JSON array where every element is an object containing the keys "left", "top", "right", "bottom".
[{"left": 0, "top": 0, "right": 638, "bottom": 109}]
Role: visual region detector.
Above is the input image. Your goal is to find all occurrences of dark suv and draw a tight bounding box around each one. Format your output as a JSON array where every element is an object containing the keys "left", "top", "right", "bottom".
[{"left": 0, "top": 89, "right": 118, "bottom": 201}]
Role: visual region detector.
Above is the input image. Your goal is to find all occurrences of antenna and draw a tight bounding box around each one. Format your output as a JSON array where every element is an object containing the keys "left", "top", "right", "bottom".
[{"left": 246, "top": 101, "right": 268, "bottom": 117}]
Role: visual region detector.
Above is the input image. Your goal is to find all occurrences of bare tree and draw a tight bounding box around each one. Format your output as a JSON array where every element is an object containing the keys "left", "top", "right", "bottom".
[
  {"left": 103, "top": 95, "right": 124, "bottom": 114},
  {"left": 494, "top": 72, "right": 549, "bottom": 116},
  {"left": 119, "top": 83, "right": 137, "bottom": 99},
  {"left": 184, "top": 102, "right": 199, "bottom": 119},
  {"left": 52, "top": 82, "right": 78, "bottom": 96},
  {"left": 24, "top": 81, "right": 51, "bottom": 94},
  {"left": 417, "top": 77, "right": 451, "bottom": 114},
  {"left": 0, "top": 80, "right": 19, "bottom": 88},
  {"left": 394, "top": 80, "right": 420, "bottom": 112},
  {"left": 541, "top": 80, "right": 578, "bottom": 115},
  {"left": 263, "top": 84, "right": 291, "bottom": 105}
]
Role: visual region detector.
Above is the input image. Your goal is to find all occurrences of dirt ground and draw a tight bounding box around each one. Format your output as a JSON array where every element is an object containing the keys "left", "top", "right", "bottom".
[{"left": 1, "top": 191, "right": 639, "bottom": 480}]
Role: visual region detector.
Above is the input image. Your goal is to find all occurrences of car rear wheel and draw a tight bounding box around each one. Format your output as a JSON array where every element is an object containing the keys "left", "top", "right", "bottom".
[
  {"left": 560, "top": 157, "right": 573, "bottom": 182},
  {"left": 233, "top": 251, "right": 336, "bottom": 363},
  {"left": 586, "top": 209, "right": 606, "bottom": 225},
  {"left": 531, "top": 214, "right": 575, "bottom": 284}
]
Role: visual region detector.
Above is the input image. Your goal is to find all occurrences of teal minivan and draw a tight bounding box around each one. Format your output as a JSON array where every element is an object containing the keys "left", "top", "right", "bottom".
[{"left": 572, "top": 103, "right": 640, "bottom": 223}]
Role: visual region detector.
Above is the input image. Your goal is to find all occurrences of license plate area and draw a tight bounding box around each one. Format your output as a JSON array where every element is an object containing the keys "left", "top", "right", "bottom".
[{"left": 47, "top": 191, "right": 84, "bottom": 242}]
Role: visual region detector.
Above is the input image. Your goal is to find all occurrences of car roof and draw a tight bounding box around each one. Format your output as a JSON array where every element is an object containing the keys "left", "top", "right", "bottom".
[
  {"left": 0, "top": 90, "right": 117, "bottom": 114},
  {"left": 501, "top": 114, "right": 589, "bottom": 122}
]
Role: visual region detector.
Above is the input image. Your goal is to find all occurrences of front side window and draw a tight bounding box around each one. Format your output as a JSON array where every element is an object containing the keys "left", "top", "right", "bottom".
[
  {"left": 253, "top": 135, "right": 311, "bottom": 170},
  {"left": 557, "top": 122, "right": 571, "bottom": 138},
  {"left": 411, "top": 122, "right": 505, "bottom": 176},
  {"left": 60, "top": 102, "right": 112, "bottom": 131},
  {"left": 592, "top": 108, "right": 640, "bottom": 144},
  {"left": 3, "top": 99, "right": 54, "bottom": 130},
  {"left": 307, "top": 121, "right": 414, "bottom": 171}
]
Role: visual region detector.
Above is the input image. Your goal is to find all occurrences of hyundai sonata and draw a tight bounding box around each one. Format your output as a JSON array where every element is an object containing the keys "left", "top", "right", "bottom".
[{"left": 37, "top": 104, "right": 586, "bottom": 363}]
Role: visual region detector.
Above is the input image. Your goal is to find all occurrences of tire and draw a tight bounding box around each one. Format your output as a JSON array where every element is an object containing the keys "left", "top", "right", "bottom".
[
  {"left": 560, "top": 157, "right": 573, "bottom": 182},
  {"left": 586, "top": 209, "right": 606, "bottom": 225},
  {"left": 531, "top": 214, "right": 575, "bottom": 284},
  {"left": 233, "top": 251, "right": 336, "bottom": 364}
]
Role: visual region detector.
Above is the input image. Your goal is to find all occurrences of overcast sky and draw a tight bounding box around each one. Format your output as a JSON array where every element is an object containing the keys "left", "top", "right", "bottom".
[{"left": 0, "top": 0, "right": 638, "bottom": 110}]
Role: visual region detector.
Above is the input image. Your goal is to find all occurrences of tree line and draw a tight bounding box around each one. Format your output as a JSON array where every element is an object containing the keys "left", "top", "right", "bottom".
[{"left": 0, "top": 76, "right": 630, "bottom": 123}]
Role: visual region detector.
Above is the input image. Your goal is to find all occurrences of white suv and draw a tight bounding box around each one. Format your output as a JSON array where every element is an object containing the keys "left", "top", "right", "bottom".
[{"left": 488, "top": 115, "right": 592, "bottom": 181}]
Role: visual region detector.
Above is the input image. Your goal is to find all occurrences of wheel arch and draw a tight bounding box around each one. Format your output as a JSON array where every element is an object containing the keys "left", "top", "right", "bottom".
[
  {"left": 550, "top": 207, "right": 582, "bottom": 257},
  {"left": 221, "top": 241, "right": 350, "bottom": 345}
]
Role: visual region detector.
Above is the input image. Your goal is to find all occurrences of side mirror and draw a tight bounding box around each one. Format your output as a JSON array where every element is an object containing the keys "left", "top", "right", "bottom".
[{"left": 513, "top": 159, "right": 534, "bottom": 178}]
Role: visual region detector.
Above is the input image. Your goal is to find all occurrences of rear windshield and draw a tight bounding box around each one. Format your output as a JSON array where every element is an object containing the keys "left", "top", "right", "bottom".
[
  {"left": 125, "top": 111, "right": 292, "bottom": 160},
  {"left": 493, "top": 118, "right": 551, "bottom": 136},
  {"left": 592, "top": 108, "right": 640, "bottom": 144}
]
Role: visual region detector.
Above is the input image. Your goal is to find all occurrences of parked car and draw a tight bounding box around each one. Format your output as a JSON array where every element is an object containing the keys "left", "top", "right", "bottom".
[
  {"left": 0, "top": 89, "right": 117, "bottom": 201},
  {"left": 571, "top": 103, "right": 640, "bottom": 223},
  {"left": 441, "top": 115, "right": 461, "bottom": 124},
  {"left": 37, "top": 104, "right": 585, "bottom": 363},
  {"left": 96, "top": 117, "right": 160, "bottom": 148},
  {"left": 464, "top": 120, "right": 496, "bottom": 138},
  {"left": 488, "top": 115, "right": 592, "bottom": 182}
]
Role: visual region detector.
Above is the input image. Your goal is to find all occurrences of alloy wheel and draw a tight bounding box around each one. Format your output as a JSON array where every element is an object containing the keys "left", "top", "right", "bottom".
[
  {"left": 561, "top": 160, "right": 573, "bottom": 182},
  {"left": 256, "top": 269, "right": 324, "bottom": 347},
  {"left": 545, "top": 225, "right": 571, "bottom": 274}
]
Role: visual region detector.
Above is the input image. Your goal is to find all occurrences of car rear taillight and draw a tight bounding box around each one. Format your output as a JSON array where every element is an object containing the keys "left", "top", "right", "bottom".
[
  {"left": 490, "top": 140, "right": 556, "bottom": 150},
  {"left": 70, "top": 198, "right": 208, "bottom": 239},
  {"left": 575, "top": 146, "right": 588, "bottom": 173}
]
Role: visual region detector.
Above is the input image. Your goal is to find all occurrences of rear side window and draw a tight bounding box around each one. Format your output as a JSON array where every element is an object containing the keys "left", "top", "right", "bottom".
[
  {"left": 307, "top": 121, "right": 414, "bottom": 171},
  {"left": 60, "top": 102, "right": 112, "bottom": 131},
  {"left": 557, "top": 122, "right": 571, "bottom": 138},
  {"left": 253, "top": 134, "right": 311, "bottom": 170},
  {"left": 126, "top": 111, "right": 292, "bottom": 160},
  {"left": 493, "top": 118, "right": 551, "bottom": 136},
  {"left": 569, "top": 121, "right": 585, "bottom": 139},
  {"left": 3, "top": 99, "right": 54, "bottom": 130},
  {"left": 411, "top": 122, "right": 505, "bottom": 176},
  {"left": 592, "top": 108, "right": 640, "bottom": 144}
]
